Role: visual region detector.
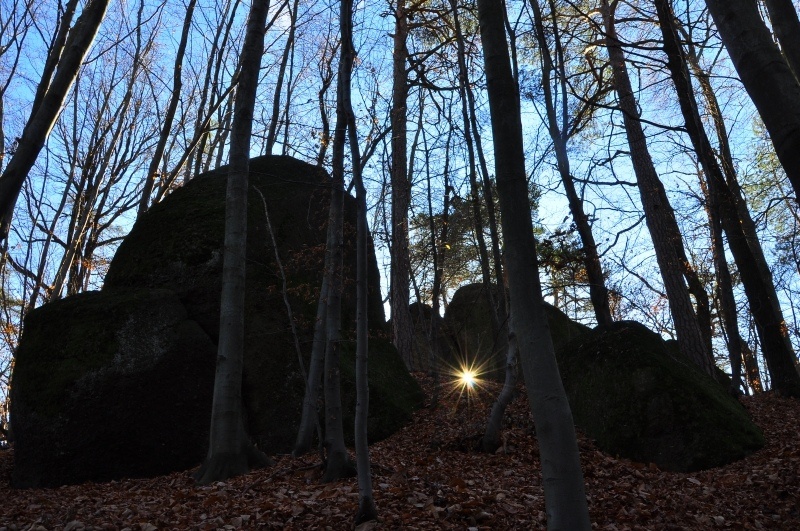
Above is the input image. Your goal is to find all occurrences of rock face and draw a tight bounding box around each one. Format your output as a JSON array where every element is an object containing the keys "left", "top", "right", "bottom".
[
  {"left": 557, "top": 321, "right": 764, "bottom": 471},
  {"left": 443, "top": 283, "right": 589, "bottom": 380},
  {"left": 402, "top": 302, "right": 456, "bottom": 374},
  {"left": 11, "top": 155, "right": 423, "bottom": 488}
]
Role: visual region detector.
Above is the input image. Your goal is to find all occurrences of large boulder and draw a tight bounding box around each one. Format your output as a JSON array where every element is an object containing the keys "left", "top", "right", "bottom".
[
  {"left": 11, "top": 289, "right": 217, "bottom": 488},
  {"left": 11, "top": 155, "right": 423, "bottom": 488},
  {"left": 557, "top": 321, "right": 764, "bottom": 471},
  {"left": 443, "top": 283, "right": 589, "bottom": 379}
]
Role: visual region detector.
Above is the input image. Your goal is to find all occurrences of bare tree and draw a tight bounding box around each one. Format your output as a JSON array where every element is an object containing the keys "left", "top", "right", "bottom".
[
  {"left": 0, "top": 0, "right": 110, "bottom": 246},
  {"left": 476, "top": 0, "right": 591, "bottom": 526},
  {"left": 599, "top": 0, "right": 714, "bottom": 376},
  {"left": 704, "top": 0, "right": 800, "bottom": 201},
  {"left": 194, "top": 0, "right": 272, "bottom": 485},
  {"left": 655, "top": 0, "right": 800, "bottom": 396}
]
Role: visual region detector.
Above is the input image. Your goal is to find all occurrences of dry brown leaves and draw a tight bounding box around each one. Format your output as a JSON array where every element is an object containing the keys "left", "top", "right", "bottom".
[{"left": 1, "top": 373, "right": 798, "bottom": 530}]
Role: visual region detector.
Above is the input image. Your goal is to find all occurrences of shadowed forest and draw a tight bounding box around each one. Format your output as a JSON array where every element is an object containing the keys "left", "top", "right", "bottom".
[
  {"left": 2, "top": 0, "right": 800, "bottom": 528},
  {"left": 1, "top": 375, "right": 799, "bottom": 529}
]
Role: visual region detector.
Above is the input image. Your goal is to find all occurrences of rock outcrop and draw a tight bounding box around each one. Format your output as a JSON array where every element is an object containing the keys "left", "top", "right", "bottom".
[
  {"left": 558, "top": 321, "right": 764, "bottom": 471},
  {"left": 11, "top": 156, "right": 423, "bottom": 488}
]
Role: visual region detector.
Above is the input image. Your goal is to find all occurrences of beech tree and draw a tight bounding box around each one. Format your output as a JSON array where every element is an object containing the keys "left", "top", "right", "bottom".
[
  {"left": 655, "top": 0, "right": 800, "bottom": 397},
  {"left": 389, "top": 0, "right": 414, "bottom": 369},
  {"left": 529, "top": 0, "right": 613, "bottom": 326},
  {"left": 194, "top": 0, "right": 272, "bottom": 485},
  {"left": 599, "top": 0, "right": 714, "bottom": 377},
  {"left": 476, "top": 0, "right": 591, "bottom": 526}
]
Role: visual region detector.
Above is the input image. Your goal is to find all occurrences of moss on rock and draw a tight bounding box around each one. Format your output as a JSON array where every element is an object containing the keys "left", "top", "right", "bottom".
[
  {"left": 11, "top": 156, "right": 422, "bottom": 487},
  {"left": 557, "top": 321, "right": 764, "bottom": 471}
]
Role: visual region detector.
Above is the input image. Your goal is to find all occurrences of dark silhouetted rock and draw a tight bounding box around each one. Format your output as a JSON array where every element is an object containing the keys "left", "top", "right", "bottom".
[
  {"left": 443, "top": 283, "right": 589, "bottom": 380},
  {"left": 11, "top": 156, "right": 423, "bottom": 488},
  {"left": 557, "top": 320, "right": 764, "bottom": 471}
]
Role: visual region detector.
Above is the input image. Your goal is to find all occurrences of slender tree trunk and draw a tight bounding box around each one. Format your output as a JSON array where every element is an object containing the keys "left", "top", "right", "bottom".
[
  {"left": 321, "top": 5, "right": 356, "bottom": 482},
  {"left": 450, "top": 0, "right": 501, "bottom": 336},
  {"left": 138, "top": 0, "right": 196, "bottom": 216},
  {"left": 340, "top": 0, "right": 376, "bottom": 513},
  {"left": 0, "top": 0, "right": 110, "bottom": 245},
  {"left": 481, "top": 314, "right": 518, "bottom": 453},
  {"left": 476, "top": 0, "right": 591, "bottom": 527},
  {"left": 390, "top": 0, "right": 414, "bottom": 368},
  {"left": 530, "top": 0, "right": 612, "bottom": 326},
  {"left": 657, "top": 0, "right": 800, "bottom": 396},
  {"left": 293, "top": 270, "right": 329, "bottom": 456},
  {"left": 194, "top": 0, "right": 272, "bottom": 485},
  {"left": 705, "top": 0, "right": 800, "bottom": 201},
  {"left": 601, "top": 0, "right": 714, "bottom": 376},
  {"left": 266, "top": 0, "right": 299, "bottom": 153}
]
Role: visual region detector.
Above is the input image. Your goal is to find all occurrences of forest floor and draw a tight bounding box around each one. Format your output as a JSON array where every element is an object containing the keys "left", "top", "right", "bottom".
[{"left": 1, "top": 373, "right": 799, "bottom": 530}]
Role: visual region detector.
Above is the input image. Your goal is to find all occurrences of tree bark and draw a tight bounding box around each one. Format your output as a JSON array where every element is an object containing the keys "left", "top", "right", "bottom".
[
  {"left": 194, "top": 0, "right": 272, "bottom": 485},
  {"left": 0, "top": 0, "right": 110, "bottom": 245},
  {"left": 476, "top": 0, "right": 591, "bottom": 527},
  {"left": 390, "top": 0, "right": 414, "bottom": 368},
  {"left": 321, "top": 0, "right": 356, "bottom": 481},
  {"left": 762, "top": 0, "right": 800, "bottom": 84},
  {"left": 657, "top": 0, "right": 800, "bottom": 396},
  {"left": 705, "top": 0, "right": 800, "bottom": 201},
  {"left": 601, "top": 0, "right": 714, "bottom": 377}
]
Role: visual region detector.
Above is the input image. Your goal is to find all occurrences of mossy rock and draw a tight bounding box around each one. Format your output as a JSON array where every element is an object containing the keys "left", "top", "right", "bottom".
[
  {"left": 444, "top": 283, "right": 589, "bottom": 379},
  {"left": 11, "top": 289, "right": 216, "bottom": 488},
  {"left": 11, "top": 156, "right": 422, "bottom": 487},
  {"left": 556, "top": 321, "right": 764, "bottom": 471}
]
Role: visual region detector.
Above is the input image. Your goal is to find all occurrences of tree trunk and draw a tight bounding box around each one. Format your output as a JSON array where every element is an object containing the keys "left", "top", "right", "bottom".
[
  {"left": 390, "top": 0, "right": 414, "bottom": 368},
  {"left": 265, "top": 0, "right": 300, "bottom": 153},
  {"left": 0, "top": 0, "right": 110, "bottom": 245},
  {"left": 293, "top": 267, "right": 329, "bottom": 457},
  {"left": 138, "top": 0, "right": 196, "bottom": 216},
  {"left": 705, "top": 0, "right": 800, "bottom": 201},
  {"left": 601, "top": 0, "right": 714, "bottom": 377},
  {"left": 194, "top": 0, "right": 272, "bottom": 485},
  {"left": 476, "top": 0, "right": 591, "bottom": 527},
  {"left": 321, "top": 3, "right": 357, "bottom": 481},
  {"left": 341, "top": 0, "right": 377, "bottom": 513},
  {"left": 481, "top": 314, "right": 518, "bottom": 453},
  {"left": 762, "top": 0, "right": 800, "bottom": 85},
  {"left": 530, "top": 0, "right": 612, "bottom": 326},
  {"left": 657, "top": 0, "right": 800, "bottom": 396}
]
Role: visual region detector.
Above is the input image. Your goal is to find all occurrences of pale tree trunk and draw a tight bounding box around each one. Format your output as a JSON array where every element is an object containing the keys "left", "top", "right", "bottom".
[
  {"left": 0, "top": 0, "right": 109, "bottom": 246},
  {"left": 138, "top": 0, "right": 196, "bottom": 216},
  {"left": 705, "top": 0, "right": 800, "bottom": 201},
  {"left": 293, "top": 272, "right": 328, "bottom": 456},
  {"left": 657, "top": 0, "right": 800, "bottom": 396},
  {"left": 530, "top": 0, "right": 612, "bottom": 326},
  {"left": 762, "top": 0, "right": 800, "bottom": 85},
  {"left": 481, "top": 314, "right": 518, "bottom": 453},
  {"left": 476, "top": 0, "right": 591, "bottom": 527},
  {"left": 390, "top": 0, "right": 414, "bottom": 368},
  {"left": 321, "top": 8, "right": 356, "bottom": 482},
  {"left": 194, "top": 0, "right": 272, "bottom": 485},
  {"left": 601, "top": 0, "right": 714, "bottom": 377}
]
